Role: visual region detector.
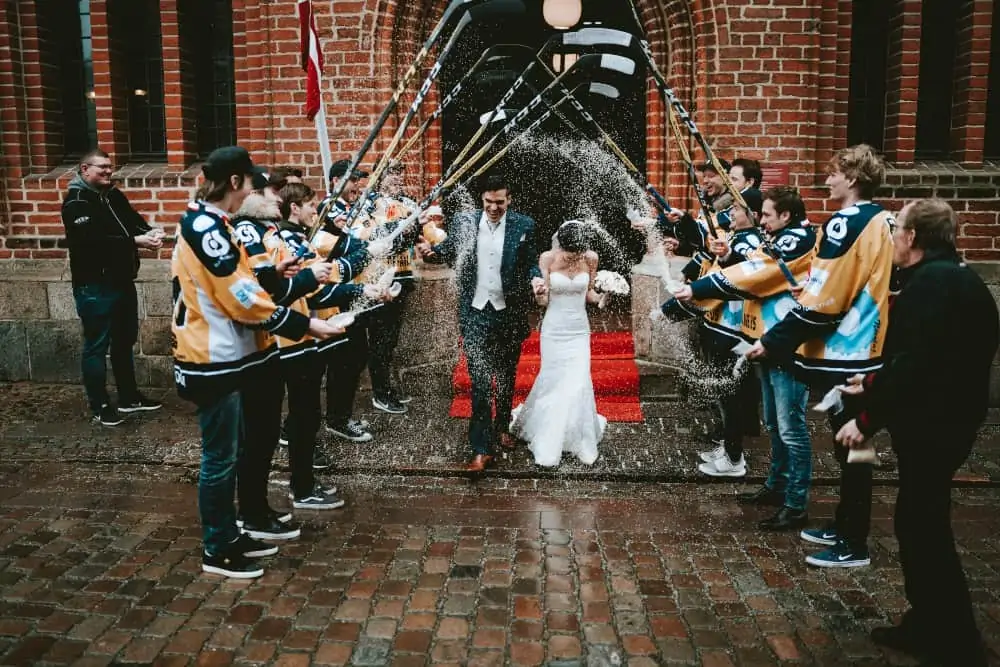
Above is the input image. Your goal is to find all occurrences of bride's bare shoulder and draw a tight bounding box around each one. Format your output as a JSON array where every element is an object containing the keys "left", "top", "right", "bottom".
[
  {"left": 539, "top": 250, "right": 555, "bottom": 266},
  {"left": 585, "top": 250, "right": 599, "bottom": 266}
]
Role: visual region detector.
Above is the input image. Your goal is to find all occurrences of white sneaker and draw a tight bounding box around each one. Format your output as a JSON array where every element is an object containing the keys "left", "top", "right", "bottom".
[
  {"left": 698, "top": 442, "right": 726, "bottom": 463},
  {"left": 698, "top": 454, "right": 747, "bottom": 478}
]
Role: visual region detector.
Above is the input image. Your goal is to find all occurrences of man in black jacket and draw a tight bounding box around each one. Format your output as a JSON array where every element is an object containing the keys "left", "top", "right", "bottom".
[
  {"left": 836, "top": 199, "right": 998, "bottom": 666},
  {"left": 61, "top": 149, "right": 163, "bottom": 425}
]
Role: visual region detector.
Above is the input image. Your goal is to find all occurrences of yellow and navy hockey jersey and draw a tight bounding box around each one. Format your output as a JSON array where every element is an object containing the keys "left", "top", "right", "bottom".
[
  {"left": 171, "top": 201, "right": 310, "bottom": 403},
  {"left": 761, "top": 201, "right": 895, "bottom": 379},
  {"left": 687, "top": 225, "right": 817, "bottom": 343}
]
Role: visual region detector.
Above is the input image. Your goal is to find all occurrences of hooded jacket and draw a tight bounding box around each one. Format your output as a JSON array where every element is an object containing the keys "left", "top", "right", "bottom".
[{"left": 61, "top": 174, "right": 151, "bottom": 285}]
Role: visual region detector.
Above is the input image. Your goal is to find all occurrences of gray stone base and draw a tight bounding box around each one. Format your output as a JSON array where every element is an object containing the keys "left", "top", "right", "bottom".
[
  {"left": 3, "top": 255, "right": 1000, "bottom": 409},
  {"left": 0, "top": 258, "right": 460, "bottom": 393}
]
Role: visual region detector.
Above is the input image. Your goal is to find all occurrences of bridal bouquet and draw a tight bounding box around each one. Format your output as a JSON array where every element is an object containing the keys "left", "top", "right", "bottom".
[{"left": 594, "top": 270, "right": 630, "bottom": 296}]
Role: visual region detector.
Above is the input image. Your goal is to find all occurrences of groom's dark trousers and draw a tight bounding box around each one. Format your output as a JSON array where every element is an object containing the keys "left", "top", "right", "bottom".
[{"left": 463, "top": 303, "right": 524, "bottom": 455}]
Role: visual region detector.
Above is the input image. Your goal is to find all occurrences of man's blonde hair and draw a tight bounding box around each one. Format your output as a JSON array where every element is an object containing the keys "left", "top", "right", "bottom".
[{"left": 828, "top": 144, "right": 887, "bottom": 199}]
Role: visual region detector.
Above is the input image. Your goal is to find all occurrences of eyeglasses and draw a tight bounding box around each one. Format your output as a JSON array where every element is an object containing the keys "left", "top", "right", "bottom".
[{"left": 84, "top": 163, "right": 115, "bottom": 171}]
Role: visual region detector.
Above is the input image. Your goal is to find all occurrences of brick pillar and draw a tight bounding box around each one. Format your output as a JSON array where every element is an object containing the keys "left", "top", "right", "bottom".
[
  {"left": 90, "top": 0, "right": 129, "bottom": 164},
  {"left": 14, "top": 1, "right": 61, "bottom": 171},
  {"left": 815, "top": 0, "right": 852, "bottom": 165},
  {"left": 160, "top": 0, "right": 196, "bottom": 168},
  {"left": 882, "top": 0, "right": 922, "bottom": 164},
  {"left": 233, "top": 0, "right": 270, "bottom": 157},
  {"left": 0, "top": 2, "right": 28, "bottom": 179},
  {"left": 951, "top": 0, "right": 993, "bottom": 166}
]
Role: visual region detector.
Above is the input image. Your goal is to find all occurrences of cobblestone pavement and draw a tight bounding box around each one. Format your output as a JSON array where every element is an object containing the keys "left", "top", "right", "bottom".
[
  {"left": 3, "top": 383, "right": 1000, "bottom": 485},
  {"left": 2, "top": 461, "right": 1000, "bottom": 666}
]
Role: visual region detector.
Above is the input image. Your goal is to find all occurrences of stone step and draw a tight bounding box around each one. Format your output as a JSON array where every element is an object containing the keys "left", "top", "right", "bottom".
[{"left": 636, "top": 360, "right": 683, "bottom": 402}]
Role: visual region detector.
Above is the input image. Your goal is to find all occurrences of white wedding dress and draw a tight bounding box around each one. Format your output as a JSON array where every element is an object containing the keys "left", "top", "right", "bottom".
[{"left": 510, "top": 271, "right": 607, "bottom": 467}]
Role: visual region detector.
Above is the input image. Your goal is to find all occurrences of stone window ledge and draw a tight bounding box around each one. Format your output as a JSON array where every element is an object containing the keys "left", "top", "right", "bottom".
[
  {"left": 21, "top": 163, "right": 203, "bottom": 189},
  {"left": 0, "top": 258, "right": 171, "bottom": 282},
  {"left": 884, "top": 161, "right": 1000, "bottom": 186}
]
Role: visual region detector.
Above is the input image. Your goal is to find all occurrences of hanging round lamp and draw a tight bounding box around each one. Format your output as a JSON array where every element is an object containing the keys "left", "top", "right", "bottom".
[{"left": 542, "top": 0, "right": 582, "bottom": 30}]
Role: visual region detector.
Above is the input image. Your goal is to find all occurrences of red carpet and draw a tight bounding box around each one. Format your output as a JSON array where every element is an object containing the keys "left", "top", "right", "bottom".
[{"left": 449, "top": 330, "right": 644, "bottom": 422}]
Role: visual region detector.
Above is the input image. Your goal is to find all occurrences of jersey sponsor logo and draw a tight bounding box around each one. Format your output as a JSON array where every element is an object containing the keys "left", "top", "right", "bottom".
[
  {"left": 740, "top": 258, "right": 766, "bottom": 276},
  {"left": 202, "top": 229, "right": 232, "bottom": 258},
  {"left": 804, "top": 267, "right": 829, "bottom": 297},
  {"left": 234, "top": 223, "right": 262, "bottom": 246},
  {"left": 228, "top": 278, "right": 261, "bottom": 309},
  {"left": 775, "top": 234, "right": 800, "bottom": 253},
  {"left": 825, "top": 216, "right": 849, "bottom": 243}
]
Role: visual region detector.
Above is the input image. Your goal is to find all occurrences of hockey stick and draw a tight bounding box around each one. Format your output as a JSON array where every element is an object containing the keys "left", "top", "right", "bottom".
[
  {"left": 309, "top": 0, "right": 524, "bottom": 242},
  {"left": 395, "top": 44, "right": 532, "bottom": 161},
  {"left": 371, "top": 53, "right": 636, "bottom": 248}
]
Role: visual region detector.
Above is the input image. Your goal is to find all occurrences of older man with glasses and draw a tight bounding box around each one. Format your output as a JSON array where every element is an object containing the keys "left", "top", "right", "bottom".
[{"left": 61, "top": 148, "right": 164, "bottom": 425}]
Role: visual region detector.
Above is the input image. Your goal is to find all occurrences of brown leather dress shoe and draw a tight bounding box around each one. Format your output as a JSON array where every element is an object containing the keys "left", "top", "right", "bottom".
[
  {"left": 498, "top": 432, "right": 517, "bottom": 450},
  {"left": 466, "top": 454, "right": 494, "bottom": 472}
]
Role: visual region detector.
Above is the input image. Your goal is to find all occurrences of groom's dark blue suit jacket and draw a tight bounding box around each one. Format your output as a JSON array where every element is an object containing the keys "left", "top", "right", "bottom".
[{"left": 425, "top": 209, "right": 542, "bottom": 339}]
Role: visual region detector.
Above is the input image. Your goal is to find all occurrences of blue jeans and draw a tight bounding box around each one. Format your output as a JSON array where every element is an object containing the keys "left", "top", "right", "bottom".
[
  {"left": 72, "top": 283, "right": 139, "bottom": 413},
  {"left": 197, "top": 391, "right": 242, "bottom": 555},
  {"left": 758, "top": 364, "right": 812, "bottom": 511}
]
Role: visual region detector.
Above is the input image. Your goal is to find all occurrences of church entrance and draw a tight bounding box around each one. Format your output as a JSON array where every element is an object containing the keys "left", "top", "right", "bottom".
[{"left": 437, "top": 0, "right": 650, "bottom": 270}]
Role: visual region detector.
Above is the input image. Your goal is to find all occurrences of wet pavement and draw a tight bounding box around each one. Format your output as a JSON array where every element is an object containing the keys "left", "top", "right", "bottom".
[
  {"left": 3, "top": 383, "right": 1000, "bottom": 486},
  {"left": 2, "top": 459, "right": 1000, "bottom": 666},
  {"left": 2, "top": 383, "right": 1000, "bottom": 665}
]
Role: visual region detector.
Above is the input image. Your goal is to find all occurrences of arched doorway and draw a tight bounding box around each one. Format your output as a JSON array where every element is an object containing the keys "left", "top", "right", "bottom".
[{"left": 436, "top": 0, "right": 650, "bottom": 268}]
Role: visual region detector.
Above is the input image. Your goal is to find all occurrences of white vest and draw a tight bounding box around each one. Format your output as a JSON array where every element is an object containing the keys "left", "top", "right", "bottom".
[{"left": 471, "top": 212, "right": 507, "bottom": 310}]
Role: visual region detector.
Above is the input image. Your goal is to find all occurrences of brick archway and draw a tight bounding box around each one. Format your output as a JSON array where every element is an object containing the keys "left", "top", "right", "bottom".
[{"left": 366, "top": 0, "right": 698, "bottom": 201}]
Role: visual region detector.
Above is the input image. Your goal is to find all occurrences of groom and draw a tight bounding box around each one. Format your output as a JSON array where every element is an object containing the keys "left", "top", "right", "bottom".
[{"left": 416, "top": 175, "right": 543, "bottom": 471}]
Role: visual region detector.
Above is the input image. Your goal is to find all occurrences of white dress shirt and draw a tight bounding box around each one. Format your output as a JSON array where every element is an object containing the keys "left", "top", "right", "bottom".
[{"left": 471, "top": 211, "right": 507, "bottom": 311}]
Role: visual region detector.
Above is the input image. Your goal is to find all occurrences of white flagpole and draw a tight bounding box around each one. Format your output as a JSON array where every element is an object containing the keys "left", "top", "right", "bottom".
[
  {"left": 307, "top": 5, "right": 334, "bottom": 184},
  {"left": 315, "top": 104, "right": 334, "bottom": 185}
]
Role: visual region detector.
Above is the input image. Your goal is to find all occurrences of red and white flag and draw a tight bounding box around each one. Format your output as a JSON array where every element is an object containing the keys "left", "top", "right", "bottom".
[{"left": 298, "top": 0, "right": 323, "bottom": 120}]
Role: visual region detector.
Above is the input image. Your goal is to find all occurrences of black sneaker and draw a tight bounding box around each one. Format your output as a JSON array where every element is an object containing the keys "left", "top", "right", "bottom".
[
  {"left": 805, "top": 540, "right": 871, "bottom": 568},
  {"left": 291, "top": 486, "right": 346, "bottom": 510},
  {"left": 241, "top": 516, "right": 301, "bottom": 541},
  {"left": 202, "top": 551, "right": 264, "bottom": 578},
  {"left": 92, "top": 404, "right": 125, "bottom": 427},
  {"left": 758, "top": 506, "right": 808, "bottom": 531},
  {"left": 737, "top": 485, "right": 785, "bottom": 506},
  {"left": 118, "top": 394, "right": 162, "bottom": 413},
  {"left": 392, "top": 390, "right": 413, "bottom": 405},
  {"left": 233, "top": 533, "right": 278, "bottom": 558},
  {"left": 313, "top": 449, "right": 332, "bottom": 470},
  {"left": 278, "top": 424, "right": 289, "bottom": 447},
  {"left": 372, "top": 395, "right": 407, "bottom": 414},
  {"left": 349, "top": 418, "right": 370, "bottom": 430},
  {"left": 237, "top": 508, "right": 293, "bottom": 528},
  {"left": 326, "top": 421, "right": 373, "bottom": 443}
]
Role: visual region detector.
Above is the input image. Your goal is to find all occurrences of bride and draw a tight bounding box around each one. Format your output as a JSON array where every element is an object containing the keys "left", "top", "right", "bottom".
[{"left": 510, "top": 220, "right": 607, "bottom": 467}]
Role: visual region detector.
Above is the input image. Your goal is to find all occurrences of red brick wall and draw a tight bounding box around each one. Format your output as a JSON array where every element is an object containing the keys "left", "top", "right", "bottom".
[{"left": 1, "top": 0, "right": 999, "bottom": 262}]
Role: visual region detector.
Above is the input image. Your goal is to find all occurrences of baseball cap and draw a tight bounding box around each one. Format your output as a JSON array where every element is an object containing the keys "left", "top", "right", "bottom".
[
  {"left": 329, "top": 159, "right": 370, "bottom": 182},
  {"left": 202, "top": 146, "right": 255, "bottom": 181},
  {"left": 698, "top": 158, "right": 732, "bottom": 175},
  {"left": 250, "top": 166, "right": 280, "bottom": 191}
]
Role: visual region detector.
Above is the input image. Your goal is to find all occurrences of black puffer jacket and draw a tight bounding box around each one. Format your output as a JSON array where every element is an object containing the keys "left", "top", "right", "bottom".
[
  {"left": 61, "top": 175, "right": 151, "bottom": 285},
  {"left": 857, "top": 248, "right": 1000, "bottom": 442}
]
